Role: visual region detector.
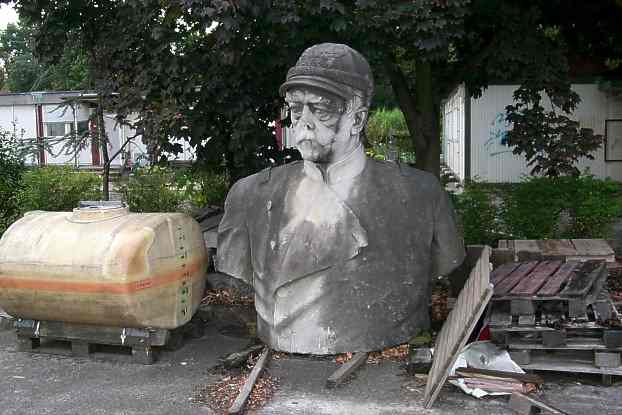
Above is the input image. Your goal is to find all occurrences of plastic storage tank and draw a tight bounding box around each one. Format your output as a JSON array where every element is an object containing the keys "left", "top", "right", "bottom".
[{"left": 0, "top": 203, "right": 208, "bottom": 329}]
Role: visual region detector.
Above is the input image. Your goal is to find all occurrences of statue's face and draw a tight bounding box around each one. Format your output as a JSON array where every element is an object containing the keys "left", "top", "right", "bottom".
[{"left": 285, "top": 87, "right": 364, "bottom": 164}]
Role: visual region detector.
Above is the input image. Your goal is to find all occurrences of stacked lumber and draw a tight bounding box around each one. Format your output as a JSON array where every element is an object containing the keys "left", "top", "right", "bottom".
[
  {"left": 488, "top": 258, "right": 622, "bottom": 382},
  {"left": 451, "top": 367, "right": 542, "bottom": 394}
]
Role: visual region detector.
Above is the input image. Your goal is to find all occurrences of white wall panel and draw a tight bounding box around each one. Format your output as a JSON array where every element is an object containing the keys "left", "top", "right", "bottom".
[
  {"left": 442, "top": 84, "right": 466, "bottom": 181},
  {"left": 469, "top": 84, "right": 621, "bottom": 182}
]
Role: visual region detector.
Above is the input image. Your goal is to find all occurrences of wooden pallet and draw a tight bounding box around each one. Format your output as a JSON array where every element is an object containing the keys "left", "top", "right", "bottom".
[
  {"left": 491, "top": 260, "right": 608, "bottom": 320},
  {"left": 12, "top": 315, "right": 206, "bottom": 364},
  {"left": 508, "top": 348, "right": 622, "bottom": 381},
  {"left": 498, "top": 239, "right": 615, "bottom": 262}
]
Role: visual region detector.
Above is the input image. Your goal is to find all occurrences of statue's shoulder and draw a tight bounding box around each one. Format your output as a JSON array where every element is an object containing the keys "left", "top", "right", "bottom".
[
  {"left": 367, "top": 159, "right": 442, "bottom": 193},
  {"left": 255, "top": 160, "right": 304, "bottom": 184},
  {"left": 228, "top": 161, "right": 303, "bottom": 195}
]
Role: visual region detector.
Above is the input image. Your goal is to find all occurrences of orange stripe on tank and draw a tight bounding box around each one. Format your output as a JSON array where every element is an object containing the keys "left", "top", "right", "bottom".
[{"left": 0, "top": 259, "right": 204, "bottom": 294}]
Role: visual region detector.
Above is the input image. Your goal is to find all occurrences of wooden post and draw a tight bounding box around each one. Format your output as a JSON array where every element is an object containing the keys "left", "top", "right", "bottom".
[
  {"left": 326, "top": 352, "right": 368, "bottom": 388},
  {"left": 229, "top": 347, "right": 271, "bottom": 414}
]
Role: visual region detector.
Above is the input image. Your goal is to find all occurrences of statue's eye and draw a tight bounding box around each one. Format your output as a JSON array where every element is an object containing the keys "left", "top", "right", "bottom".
[
  {"left": 289, "top": 103, "right": 303, "bottom": 119},
  {"left": 314, "top": 107, "right": 330, "bottom": 120}
]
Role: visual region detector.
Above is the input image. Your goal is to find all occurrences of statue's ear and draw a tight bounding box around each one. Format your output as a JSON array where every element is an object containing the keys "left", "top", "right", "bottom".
[{"left": 351, "top": 108, "right": 369, "bottom": 135}]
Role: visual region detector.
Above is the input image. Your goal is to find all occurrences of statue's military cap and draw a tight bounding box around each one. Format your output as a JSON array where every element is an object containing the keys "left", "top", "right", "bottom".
[{"left": 279, "top": 43, "right": 374, "bottom": 103}]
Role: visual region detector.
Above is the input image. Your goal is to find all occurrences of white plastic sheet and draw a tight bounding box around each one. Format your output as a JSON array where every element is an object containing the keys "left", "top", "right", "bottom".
[{"left": 448, "top": 341, "right": 525, "bottom": 398}]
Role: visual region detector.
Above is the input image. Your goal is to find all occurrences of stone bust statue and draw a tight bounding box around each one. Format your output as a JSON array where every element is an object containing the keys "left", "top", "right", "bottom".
[{"left": 217, "top": 43, "right": 465, "bottom": 354}]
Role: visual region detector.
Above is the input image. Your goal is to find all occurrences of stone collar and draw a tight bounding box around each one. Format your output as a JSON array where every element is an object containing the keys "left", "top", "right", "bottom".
[{"left": 303, "top": 144, "right": 367, "bottom": 185}]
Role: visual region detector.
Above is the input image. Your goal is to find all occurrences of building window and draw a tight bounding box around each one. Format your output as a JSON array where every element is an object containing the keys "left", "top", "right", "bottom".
[
  {"left": 46, "top": 122, "right": 69, "bottom": 137},
  {"left": 46, "top": 121, "right": 90, "bottom": 137}
]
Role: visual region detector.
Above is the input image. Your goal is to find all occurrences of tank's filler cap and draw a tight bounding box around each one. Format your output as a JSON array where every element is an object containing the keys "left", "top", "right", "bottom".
[{"left": 70, "top": 200, "right": 130, "bottom": 223}]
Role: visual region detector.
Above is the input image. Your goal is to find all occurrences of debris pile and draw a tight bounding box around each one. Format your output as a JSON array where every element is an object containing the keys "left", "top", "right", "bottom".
[
  {"left": 202, "top": 288, "right": 254, "bottom": 306},
  {"left": 451, "top": 367, "right": 540, "bottom": 394},
  {"left": 333, "top": 344, "right": 409, "bottom": 365},
  {"left": 192, "top": 373, "right": 279, "bottom": 414}
]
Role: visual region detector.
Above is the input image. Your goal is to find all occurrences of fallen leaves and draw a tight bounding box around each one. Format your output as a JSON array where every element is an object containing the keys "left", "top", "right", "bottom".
[
  {"left": 333, "top": 344, "right": 410, "bottom": 365},
  {"left": 367, "top": 344, "right": 410, "bottom": 364},
  {"left": 202, "top": 288, "right": 254, "bottom": 306},
  {"left": 192, "top": 372, "right": 279, "bottom": 413}
]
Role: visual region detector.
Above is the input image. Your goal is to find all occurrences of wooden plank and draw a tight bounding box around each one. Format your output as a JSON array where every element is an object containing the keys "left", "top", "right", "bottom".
[
  {"left": 228, "top": 347, "right": 271, "bottom": 414},
  {"left": 490, "top": 261, "right": 520, "bottom": 285},
  {"left": 537, "top": 261, "right": 580, "bottom": 296},
  {"left": 514, "top": 240, "right": 542, "bottom": 261},
  {"left": 507, "top": 341, "right": 622, "bottom": 351},
  {"left": 510, "top": 261, "right": 563, "bottom": 296},
  {"left": 520, "top": 355, "right": 622, "bottom": 375},
  {"left": 454, "top": 367, "right": 544, "bottom": 385},
  {"left": 559, "top": 261, "right": 605, "bottom": 298},
  {"left": 492, "top": 248, "right": 515, "bottom": 269},
  {"left": 518, "top": 350, "right": 622, "bottom": 375},
  {"left": 542, "top": 330, "right": 566, "bottom": 347},
  {"left": 326, "top": 352, "right": 368, "bottom": 388},
  {"left": 538, "top": 239, "right": 578, "bottom": 258},
  {"left": 509, "top": 392, "right": 569, "bottom": 415},
  {"left": 571, "top": 239, "right": 615, "bottom": 260},
  {"left": 493, "top": 261, "right": 539, "bottom": 296},
  {"left": 424, "top": 246, "right": 492, "bottom": 409},
  {"left": 498, "top": 240, "right": 508, "bottom": 249},
  {"left": 584, "top": 264, "right": 609, "bottom": 305}
]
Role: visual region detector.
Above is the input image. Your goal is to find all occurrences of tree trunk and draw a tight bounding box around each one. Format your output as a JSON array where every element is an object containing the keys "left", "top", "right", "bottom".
[
  {"left": 97, "top": 99, "right": 110, "bottom": 201},
  {"left": 413, "top": 59, "right": 440, "bottom": 178},
  {"left": 384, "top": 57, "right": 440, "bottom": 178}
]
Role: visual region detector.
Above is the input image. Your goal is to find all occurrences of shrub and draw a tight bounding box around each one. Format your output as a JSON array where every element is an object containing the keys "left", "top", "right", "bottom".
[
  {"left": 120, "top": 165, "right": 228, "bottom": 213},
  {"left": 502, "top": 176, "right": 622, "bottom": 239},
  {"left": 17, "top": 166, "right": 102, "bottom": 213},
  {"left": 176, "top": 169, "right": 228, "bottom": 208},
  {"left": 0, "top": 129, "right": 25, "bottom": 236},
  {"left": 451, "top": 175, "right": 622, "bottom": 246},
  {"left": 120, "top": 166, "right": 183, "bottom": 213},
  {"left": 366, "top": 108, "right": 415, "bottom": 163},
  {"left": 451, "top": 181, "right": 499, "bottom": 246}
]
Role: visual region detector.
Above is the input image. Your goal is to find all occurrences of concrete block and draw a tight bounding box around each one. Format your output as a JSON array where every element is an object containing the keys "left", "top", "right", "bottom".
[
  {"left": 509, "top": 350, "right": 531, "bottom": 365},
  {"left": 511, "top": 299, "right": 535, "bottom": 316},
  {"left": 595, "top": 352, "right": 621, "bottom": 368}
]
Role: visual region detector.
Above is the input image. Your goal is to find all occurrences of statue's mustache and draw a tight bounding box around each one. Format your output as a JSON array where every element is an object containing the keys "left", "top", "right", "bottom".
[{"left": 294, "top": 129, "right": 335, "bottom": 147}]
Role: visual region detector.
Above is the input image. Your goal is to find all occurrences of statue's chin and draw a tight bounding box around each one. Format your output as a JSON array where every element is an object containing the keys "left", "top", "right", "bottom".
[{"left": 296, "top": 140, "right": 330, "bottom": 163}]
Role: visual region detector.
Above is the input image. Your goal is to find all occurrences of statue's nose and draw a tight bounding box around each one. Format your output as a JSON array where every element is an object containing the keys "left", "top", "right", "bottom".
[{"left": 300, "top": 105, "right": 315, "bottom": 130}]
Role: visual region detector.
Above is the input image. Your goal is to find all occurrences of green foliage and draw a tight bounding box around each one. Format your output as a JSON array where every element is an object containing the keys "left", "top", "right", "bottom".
[
  {"left": 12, "top": 0, "right": 622, "bottom": 178},
  {"left": 452, "top": 176, "right": 622, "bottom": 245},
  {"left": 451, "top": 181, "right": 499, "bottom": 246},
  {"left": 0, "top": 129, "right": 25, "bottom": 236},
  {"left": 502, "top": 176, "right": 622, "bottom": 239},
  {"left": 505, "top": 87, "right": 603, "bottom": 177},
  {"left": 120, "top": 166, "right": 228, "bottom": 213},
  {"left": 0, "top": 22, "right": 89, "bottom": 92},
  {"left": 175, "top": 169, "right": 229, "bottom": 209},
  {"left": 365, "top": 108, "right": 415, "bottom": 164},
  {"left": 17, "top": 166, "right": 101, "bottom": 213},
  {"left": 120, "top": 166, "right": 183, "bottom": 213}
]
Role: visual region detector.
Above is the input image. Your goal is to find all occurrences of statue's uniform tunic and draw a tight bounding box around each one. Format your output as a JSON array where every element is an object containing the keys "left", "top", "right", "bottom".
[{"left": 217, "top": 145, "right": 465, "bottom": 354}]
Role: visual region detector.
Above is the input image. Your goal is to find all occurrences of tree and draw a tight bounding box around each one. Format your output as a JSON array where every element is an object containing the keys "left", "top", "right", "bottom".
[
  {"left": 0, "top": 22, "right": 90, "bottom": 92},
  {"left": 0, "top": 127, "right": 25, "bottom": 236},
  {"left": 8, "top": 0, "right": 622, "bottom": 179}
]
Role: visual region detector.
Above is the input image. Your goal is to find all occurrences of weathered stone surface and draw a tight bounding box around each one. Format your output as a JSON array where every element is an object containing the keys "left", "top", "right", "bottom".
[{"left": 217, "top": 43, "right": 465, "bottom": 354}]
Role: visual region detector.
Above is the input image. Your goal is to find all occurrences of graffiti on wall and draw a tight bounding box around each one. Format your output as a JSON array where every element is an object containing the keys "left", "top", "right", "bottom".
[{"left": 484, "top": 112, "right": 513, "bottom": 157}]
